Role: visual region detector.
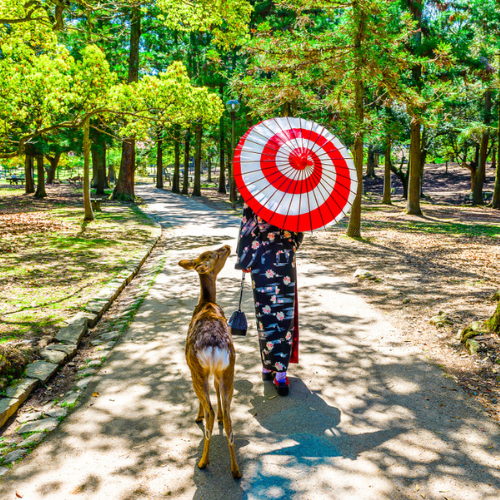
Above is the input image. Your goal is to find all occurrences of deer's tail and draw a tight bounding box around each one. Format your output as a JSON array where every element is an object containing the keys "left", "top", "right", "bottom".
[{"left": 197, "top": 347, "right": 230, "bottom": 375}]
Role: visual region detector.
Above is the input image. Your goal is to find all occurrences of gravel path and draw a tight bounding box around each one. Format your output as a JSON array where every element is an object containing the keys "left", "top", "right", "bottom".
[{"left": 1, "top": 185, "right": 499, "bottom": 500}]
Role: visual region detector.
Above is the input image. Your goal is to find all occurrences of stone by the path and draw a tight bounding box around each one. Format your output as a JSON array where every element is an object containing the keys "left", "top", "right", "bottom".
[
  {"left": 76, "top": 378, "right": 90, "bottom": 389},
  {"left": 46, "top": 343, "right": 78, "bottom": 357},
  {"left": 90, "top": 339, "right": 103, "bottom": 346},
  {"left": 429, "top": 311, "right": 453, "bottom": 328},
  {"left": 0, "top": 466, "right": 9, "bottom": 476},
  {"left": 353, "top": 268, "right": 375, "bottom": 280},
  {"left": 99, "top": 331, "right": 120, "bottom": 342},
  {"left": 39, "top": 348, "right": 67, "bottom": 365},
  {"left": 44, "top": 408, "right": 67, "bottom": 419},
  {"left": 65, "top": 312, "right": 95, "bottom": 328},
  {"left": 2, "top": 449, "right": 27, "bottom": 464},
  {"left": 17, "top": 417, "right": 59, "bottom": 434},
  {"left": 61, "top": 391, "right": 81, "bottom": 405},
  {"left": 25, "top": 361, "right": 58, "bottom": 383},
  {"left": 0, "top": 398, "right": 19, "bottom": 428},
  {"left": 55, "top": 321, "right": 86, "bottom": 345},
  {"left": 85, "top": 300, "right": 108, "bottom": 315},
  {"left": 87, "top": 359, "right": 102, "bottom": 368},
  {"left": 96, "top": 286, "right": 121, "bottom": 304},
  {"left": 78, "top": 368, "right": 97, "bottom": 377},
  {"left": 466, "top": 339, "right": 479, "bottom": 355},
  {"left": 5, "top": 378, "right": 37, "bottom": 402},
  {"left": 17, "top": 432, "right": 45, "bottom": 448},
  {"left": 18, "top": 411, "right": 43, "bottom": 423},
  {"left": 1, "top": 437, "right": 17, "bottom": 446}
]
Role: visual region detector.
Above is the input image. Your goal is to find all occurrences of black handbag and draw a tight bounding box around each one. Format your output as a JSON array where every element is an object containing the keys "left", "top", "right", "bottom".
[{"left": 228, "top": 273, "right": 248, "bottom": 336}]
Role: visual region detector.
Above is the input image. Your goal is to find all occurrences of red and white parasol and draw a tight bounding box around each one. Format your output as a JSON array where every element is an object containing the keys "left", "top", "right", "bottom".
[{"left": 234, "top": 117, "right": 358, "bottom": 232}]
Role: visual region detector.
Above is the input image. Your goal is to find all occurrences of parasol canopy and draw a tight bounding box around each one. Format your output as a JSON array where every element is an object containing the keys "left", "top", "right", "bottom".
[{"left": 233, "top": 117, "right": 358, "bottom": 232}]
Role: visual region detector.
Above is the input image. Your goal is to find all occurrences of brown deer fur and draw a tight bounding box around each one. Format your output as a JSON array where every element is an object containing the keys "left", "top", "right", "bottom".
[{"left": 178, "top": 245, "right": 241, "bottom": 479}]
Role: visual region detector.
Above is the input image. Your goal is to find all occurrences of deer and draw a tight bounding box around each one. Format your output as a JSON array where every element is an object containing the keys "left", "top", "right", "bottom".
[{"left": 178, "top": 245, "right": 241, "bottom": 479}]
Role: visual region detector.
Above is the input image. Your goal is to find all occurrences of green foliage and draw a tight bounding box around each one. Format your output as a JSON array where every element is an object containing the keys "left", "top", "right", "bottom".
[{"left": 156, "top": 0, "right": 252, "bottom": 46}]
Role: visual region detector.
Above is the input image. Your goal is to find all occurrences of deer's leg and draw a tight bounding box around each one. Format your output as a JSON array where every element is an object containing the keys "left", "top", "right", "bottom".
[
  {"left": 196, "top": 402, "right": 204, "bottom": 422},
  {"left": 219, "top": 369, "right": 241, "bottom": 479},
  {"left": 192, "top": 372, "right": 215, "bottom": 469},
  {"left": 214, "top": 379, "right": 223, "bottom": 423}
]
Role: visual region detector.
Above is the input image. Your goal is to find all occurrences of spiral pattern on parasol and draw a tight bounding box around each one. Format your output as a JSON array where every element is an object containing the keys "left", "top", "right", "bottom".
[{"left": 234, "top": 117, "right": 358, "bottom": 232}]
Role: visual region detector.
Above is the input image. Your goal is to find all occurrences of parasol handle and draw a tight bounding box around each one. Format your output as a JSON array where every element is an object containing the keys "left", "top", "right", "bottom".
[{"left": 237, "top": 272, "right": 245, "bottom": 311}]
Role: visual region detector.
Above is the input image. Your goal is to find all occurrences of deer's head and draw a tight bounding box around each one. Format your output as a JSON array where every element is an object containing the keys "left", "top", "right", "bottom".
[{"left": 178, "top": 245, "right": 231, "bottom": 277}]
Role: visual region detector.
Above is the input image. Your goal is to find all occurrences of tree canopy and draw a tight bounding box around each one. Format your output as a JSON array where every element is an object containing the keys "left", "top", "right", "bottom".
[{"left": 1, "top": 0, "right": 499, "bottom": 219}]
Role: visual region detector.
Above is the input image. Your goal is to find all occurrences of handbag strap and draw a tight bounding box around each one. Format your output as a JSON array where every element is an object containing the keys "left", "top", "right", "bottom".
[{"left": 238, "top": 272, "right": 245, "bottom": 311}]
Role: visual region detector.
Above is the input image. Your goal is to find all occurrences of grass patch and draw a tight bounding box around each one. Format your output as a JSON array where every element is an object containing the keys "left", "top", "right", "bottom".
[
  {"left": 60, "top": 401, "right": 77, "bottom": 410},
  {"left": 0, "top": 186, "right": 158, "bottom": 346},
  {"left": 362, "top": 218, "right": 500, "bottom": 239}
]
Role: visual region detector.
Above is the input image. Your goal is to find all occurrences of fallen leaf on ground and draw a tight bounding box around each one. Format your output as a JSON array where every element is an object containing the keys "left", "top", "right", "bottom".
[
  {"left": 92, "top": 392, "right": 99, "bottom": 397},
  {"left": 16, "top": 492, "right": 23, "bottom": 498}
]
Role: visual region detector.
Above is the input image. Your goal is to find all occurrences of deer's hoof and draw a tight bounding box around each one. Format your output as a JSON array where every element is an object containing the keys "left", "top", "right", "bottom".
[
  {"left": 198, "top": 459, "right": 209, "bottom": 469},
  {"left": 232, "top": 469, "right": 242, "bottom": 479},
  {"left": 217, "top": 416, "right": 223, "bottom": 423},
  {"left": 195, "top": 416, "right": 204, "bottom": 422}
]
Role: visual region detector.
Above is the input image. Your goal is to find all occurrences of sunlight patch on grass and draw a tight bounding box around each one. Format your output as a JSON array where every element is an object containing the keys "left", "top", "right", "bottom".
[{"left": 0, "top": 199, "right": 157, "bottom": 342}]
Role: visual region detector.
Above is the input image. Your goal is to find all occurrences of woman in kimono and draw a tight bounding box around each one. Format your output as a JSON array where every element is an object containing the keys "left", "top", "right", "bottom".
[{"left": 236, "top": 204, "right": 303, "bottom": 396}]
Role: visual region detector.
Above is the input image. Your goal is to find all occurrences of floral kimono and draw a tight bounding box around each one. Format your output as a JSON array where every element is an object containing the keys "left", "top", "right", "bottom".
[{"left": 236, "top": 205, "right": 303, "bottom": 372}]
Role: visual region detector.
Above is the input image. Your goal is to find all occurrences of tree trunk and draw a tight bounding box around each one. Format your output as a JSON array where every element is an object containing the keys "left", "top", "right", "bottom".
[
  {"left": 113, "top": 141, "right": 135, "bottom": 201},
  {"left": 485, "top": 300, "right": 500, "bottom": 334},
  {"left": 34, "top": 155, "right": 47, "bottom": 198},
  {"left": 473, "top": 90, "right": 492, "bottom": 206},
  {"left": 382, "top": 138, "right": 392, "bottom": 205},
  {"left": 45, "top": 153, "right": 61, "bottom": 184},
  {"left": 156, "top": 137, "right": 164, "bottom": 189},
  {"left": 24, "top": 155, "right": 35, "bottom": 194},
  {"left": 493, "top": 100, "right": 500, "bottom": 209},
  {"left": 207, "top": 156, "right": 212, "bottom": 183},
  {"left": 192, "top": 124, "right": 202, "bottom": 196},
  {"left": 172, "top": 127, "right": 181, "bottom": 194},
  {"left": 108, "top": 165, "right": 115, "bottom": 184},
  {"left": 218, "top": 86, "right": 226, "bottom": 194},
  {"left": 406, "top": 0, "right": 422, "bottom": 214},
  {"left": 390, "top": 158, "right": 408, "bottom": 199},
  {"left": 402, "top": 175, "right": 408, "bottom": 199},
  {"left": 473, "top": 134, "right": 487, "bottom": 205},
  {"left": 83, "top": 117, "right": 94, "bottom": 221},
  {"left": 406, "top": 118, "right": 422, "bottom": 215},
  {"left": 466, "top": 144, "right": 480, "bottom": 193},
  {"left": 182, "top": 130, "right": 190, "bottom": 195},
  {"left": 113, "top": 6, "right": 141, "bottom": 202},
  {"left": 419, "top": 127, "right": 427, "bottom": 198},
  {"left": 91, "top": 131, "right": 107, "bottom": 196},
  {"left": 346, "top": 4, "right": 364, "bottom": 238},
  {"left": 366, "top": 145, "right": 376, "bottom": 178},
  {"left": 491, "top": 147, "right": 497, "bottom": 170},
  {"left": 346, "top": 76, "right": 364, "bottom": 236}
]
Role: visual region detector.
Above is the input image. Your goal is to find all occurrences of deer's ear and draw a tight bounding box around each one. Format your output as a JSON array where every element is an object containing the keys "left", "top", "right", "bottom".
[{"left": 178, "top": 259, "right": 195, "bottom": 270}]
